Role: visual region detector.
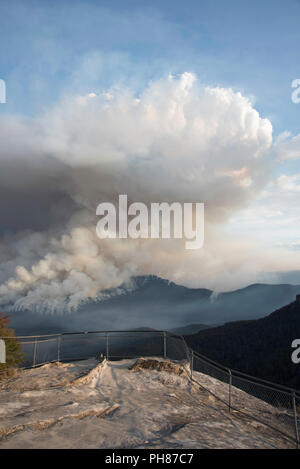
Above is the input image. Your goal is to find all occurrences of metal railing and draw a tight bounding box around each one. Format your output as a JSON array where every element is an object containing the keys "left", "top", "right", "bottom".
[{"left": 0, "top": 330, "right": 299, "bottom": 448}]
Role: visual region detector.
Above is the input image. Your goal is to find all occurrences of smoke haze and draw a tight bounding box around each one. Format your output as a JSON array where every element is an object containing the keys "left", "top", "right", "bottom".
[{"left": 1, "top": 73, "right": 298, "bottom": 312}]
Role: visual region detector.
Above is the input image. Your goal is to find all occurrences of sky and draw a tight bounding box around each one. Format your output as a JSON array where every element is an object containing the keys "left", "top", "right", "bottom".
[
  {"left": 0, "top": 0, "right": 300, "bottom": 311},
  {"left": 0, "top": 0, "right": 300, "bottom": 133}
]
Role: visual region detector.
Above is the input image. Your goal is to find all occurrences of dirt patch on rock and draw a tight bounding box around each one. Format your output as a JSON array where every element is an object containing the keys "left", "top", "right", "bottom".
[{"left": 129, "top": 358, "right": 189, "bottom": 378}]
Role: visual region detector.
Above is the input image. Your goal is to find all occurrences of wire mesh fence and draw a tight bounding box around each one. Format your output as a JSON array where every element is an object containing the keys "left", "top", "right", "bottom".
[
  {"left": 0, "top": 330, "right": 299, "bottom": 447},
  {"left": 190, "top": 349, "right": 299, "bottom": 447}
]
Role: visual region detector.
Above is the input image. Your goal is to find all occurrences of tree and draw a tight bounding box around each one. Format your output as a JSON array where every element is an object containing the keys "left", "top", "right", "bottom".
[{"left": 0, "top": 313, "right": 23, "bottom": 379}]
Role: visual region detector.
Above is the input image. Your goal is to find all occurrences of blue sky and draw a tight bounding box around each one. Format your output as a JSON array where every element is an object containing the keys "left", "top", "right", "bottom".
[{"left": 0, "top": 0, "right": 300, "bottom": 136}]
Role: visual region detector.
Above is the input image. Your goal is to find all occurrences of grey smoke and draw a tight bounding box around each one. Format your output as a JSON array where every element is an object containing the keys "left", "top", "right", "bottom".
[{"left": 1, "top": 72, "right": 292, "bottom": 313}]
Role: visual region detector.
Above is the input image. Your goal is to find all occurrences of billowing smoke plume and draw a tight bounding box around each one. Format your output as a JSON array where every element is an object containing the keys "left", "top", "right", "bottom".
[{"left": 0, "top": 72, "right": 284, "bottom": 312}]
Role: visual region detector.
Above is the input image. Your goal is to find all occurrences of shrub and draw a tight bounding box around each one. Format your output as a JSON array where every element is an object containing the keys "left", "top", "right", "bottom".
[{"left": 0, "top": 313, "right": 23, "bottom": 379}]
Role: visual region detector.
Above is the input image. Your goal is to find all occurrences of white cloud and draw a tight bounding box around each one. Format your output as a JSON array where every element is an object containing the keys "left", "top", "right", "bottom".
[
  {"left": 273, "top": 174, "right": 300, "bottom": 193},
  {"left": 0, "top": 73, "right": 281, "bottom": 311},
  {"left": 226, "top": 170, "right": 300, "bottom": 257},
  {"left": 276, "top": 132, "right": 300, "bottom": 160}
]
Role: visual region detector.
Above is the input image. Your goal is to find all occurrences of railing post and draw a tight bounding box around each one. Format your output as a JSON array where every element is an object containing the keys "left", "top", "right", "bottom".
[
  {"left": 292, "top": 391, "right": 299, "bottom": 449},
  {"left": 191, "top": 350, "right": 194, "bottom": 380},
  {"left": 33, "top": 338, "right": 37, "bottom": 368},
  {"left": 57, "top": 335, "right": 61, "bottom": 363},
  {"left": 163, "top": 332, "right": 167, "bottom": 359},
  {"left": 229, "top": 370, "right": 232, "bottom": 413},
  {"left": 106, "top": 333, "right": 109, "bottom": 361}
]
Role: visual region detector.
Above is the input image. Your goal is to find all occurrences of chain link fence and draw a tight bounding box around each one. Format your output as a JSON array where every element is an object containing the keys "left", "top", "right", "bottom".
[
  {"left": 0, "top": 330, "right": 299, "bottom": 447},
  {"left": 190, "top": 349, "right": 299, "bottom": 447}
]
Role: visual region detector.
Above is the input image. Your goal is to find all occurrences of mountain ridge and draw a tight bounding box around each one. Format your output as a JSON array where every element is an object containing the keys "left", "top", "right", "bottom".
[
  {"left": 6, "top": 275, "right": 300, "bottom": 335},
  {"left": 185, "top": 296, "right": 300, "bottom": 389}
]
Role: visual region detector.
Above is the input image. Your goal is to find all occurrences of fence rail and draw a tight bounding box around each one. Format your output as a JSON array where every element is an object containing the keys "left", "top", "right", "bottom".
[{"left": 0, "top": 330, "right": 299, "bottom": 448}]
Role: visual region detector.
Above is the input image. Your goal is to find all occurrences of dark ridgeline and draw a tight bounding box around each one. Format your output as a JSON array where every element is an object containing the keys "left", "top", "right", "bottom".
[
  {"left": 185, "top": 295, "right": 300, "bottom": 389},
  {"left": 7, "top": 276, "right": 300, "bottom": 335},
  {"left": 4, "top": 276, "right": 300, "bottom": 390}
]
